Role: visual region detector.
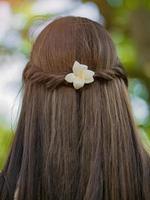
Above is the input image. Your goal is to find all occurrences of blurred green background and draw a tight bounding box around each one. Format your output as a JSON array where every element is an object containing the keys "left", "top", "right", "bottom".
[{"left": 0, "top": 0, "right": 150, "bottom": 170}]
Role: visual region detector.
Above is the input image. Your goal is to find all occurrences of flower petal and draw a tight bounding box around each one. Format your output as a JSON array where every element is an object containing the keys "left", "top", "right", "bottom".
[
  {"left": 85, "top": 77, "right": 94, "bottom": 84},
  {"left": 80, "top": 64, "right": 88, "bottom": 70},
  {"left": 73, "top": 78, "right": 85, "bottom": 89},
  {"left": 84, "top": 69, "right": 95, "bottom": 79},
  {"left": 84, "top": 70, "right": 95, "bottom": 83},
  {"left": 65, "top": 73, "right": 75, "bottom": 83},
  {"left": 73, "top": 61, "right": 87, "bottom": 76}
]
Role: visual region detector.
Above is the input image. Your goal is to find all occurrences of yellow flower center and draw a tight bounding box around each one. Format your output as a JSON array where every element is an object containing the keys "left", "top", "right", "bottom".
[{"left": 78, "top": 71, "right": 85, "bottom": 80}]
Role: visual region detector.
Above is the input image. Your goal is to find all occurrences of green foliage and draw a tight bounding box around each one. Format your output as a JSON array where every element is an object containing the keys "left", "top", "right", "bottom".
[{"left": 0, "top": 127, "right": 14, "bottom": 170}]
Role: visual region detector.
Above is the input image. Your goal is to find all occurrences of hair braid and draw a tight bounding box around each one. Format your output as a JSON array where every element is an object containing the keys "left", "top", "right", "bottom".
[{"left": 23, "top": 61, "right": 128, "bottom": 90}]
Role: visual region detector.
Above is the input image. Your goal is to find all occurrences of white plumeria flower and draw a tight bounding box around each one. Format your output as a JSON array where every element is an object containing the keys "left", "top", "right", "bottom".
[{"left": 64, "top": 61, "right": 95, "bottom": 89}]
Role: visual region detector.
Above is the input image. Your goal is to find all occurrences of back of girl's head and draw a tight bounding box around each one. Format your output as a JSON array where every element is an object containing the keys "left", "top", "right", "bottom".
[
  {"left": 30, "top": 16, "right": 117, "bottom": 72},
  {"left": 0, "top": 16, "right": 150, "bottom": 200}
]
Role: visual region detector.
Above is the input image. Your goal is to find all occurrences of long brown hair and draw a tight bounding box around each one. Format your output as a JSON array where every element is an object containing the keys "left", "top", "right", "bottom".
[{"left": 0, "top": 16, "right": 150, "bottom": 200}]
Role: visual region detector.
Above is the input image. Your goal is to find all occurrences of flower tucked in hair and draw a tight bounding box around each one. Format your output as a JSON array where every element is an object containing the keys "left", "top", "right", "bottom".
[{"left": 64, "top": 61, "right": 95, "bottom": 89}]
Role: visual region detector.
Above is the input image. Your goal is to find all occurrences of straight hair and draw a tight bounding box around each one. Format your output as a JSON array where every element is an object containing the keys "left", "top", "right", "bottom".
[{"left": 0, "top": 16, "right": 150, "bottom": 200}]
